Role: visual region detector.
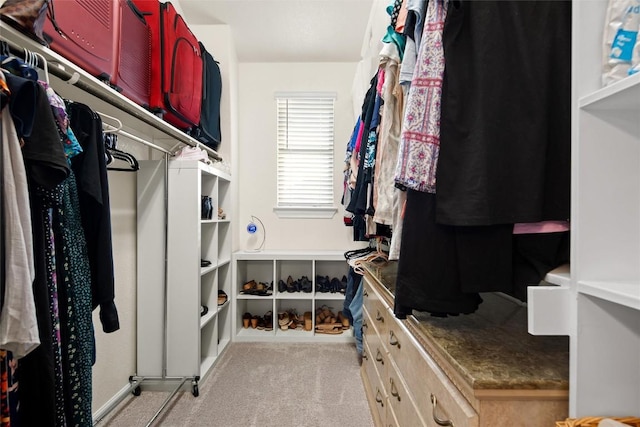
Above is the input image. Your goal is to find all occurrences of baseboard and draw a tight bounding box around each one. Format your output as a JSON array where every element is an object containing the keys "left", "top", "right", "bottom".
[{"left": 92, "top": 382, "right": 135, "bottom": 425}]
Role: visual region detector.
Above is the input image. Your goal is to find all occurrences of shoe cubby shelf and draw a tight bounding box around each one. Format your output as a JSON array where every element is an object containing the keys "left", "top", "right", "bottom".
[
  {"left": 232, "top": 251, "right": 354, "bottom": 343},
  {"left": 136, "top": 160, "right": 233, "bottom": 380}
]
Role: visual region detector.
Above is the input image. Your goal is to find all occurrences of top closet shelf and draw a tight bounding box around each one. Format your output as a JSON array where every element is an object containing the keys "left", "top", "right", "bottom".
[
  {"left": 578, "top": 280, "right": 640, "bottom": 310},
  {"left": 0, "top": 22, "right": 221, "bottom": 160},
  {"left": 579, "top": 73, "right": 640, "bottom": 111}
]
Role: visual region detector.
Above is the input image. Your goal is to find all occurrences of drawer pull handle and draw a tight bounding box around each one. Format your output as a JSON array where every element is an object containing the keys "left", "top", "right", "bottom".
[
  {"left": 389, "top": 331, "right": 401, "bottom": 349},
  {"left": 375, "top": 349, "right": 385, "bottom": 365},
  {"left": 364, "top": 289, "right": 369, "bottom": 297},
  {"left": 375, "top": 389, "right": 384, "bottom": 407},
  {"left": 431, "top": 394, "right": 454, "bottom": 427},
  {"left": 375, "top": 311, "right": 384, "bottom": 322},
  {"left": 389, "top": 378, "right": 401, "bottom": 401},
  {"left": 363, "top": 321, "right": 368, "bottom": 330}
]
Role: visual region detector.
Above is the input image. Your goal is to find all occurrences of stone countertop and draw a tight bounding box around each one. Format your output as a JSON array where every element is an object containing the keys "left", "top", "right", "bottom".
[{"left": 362, "top": 260, "right": 569, "bottom": 391}]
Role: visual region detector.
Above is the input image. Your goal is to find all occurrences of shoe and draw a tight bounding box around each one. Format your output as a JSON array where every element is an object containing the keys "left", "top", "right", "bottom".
[
  {"left": 218, "top": 207, "right": 226, "bottom": 220},
  {"left": 264, "top": 311, "right": 273, "bottom": 331},
  {"left": 278, "top": 312, "right": 291, "bottom": 330},
  {"left": 242, "top": 312, "right": 251, "bottom": 329},
  {"left": 303, "top": 311, "right": 312, "bottom": 331},
  {"left": 242, "top": 280, "right": 257, "bottom": 293},
  {"left": 337, "top": 311, "right": 350, "bottom": 329},
  {"left": 299, "top": 276, "right": 312, "bottom": 293},
  {"left": 201, "top": 305, "right": 209, "bottom": 317},
  {"left": 277, "top": 279, "right": 287, "bottom": 293},
  {"left": 316, "top": 275, "right": 330, "bottom": 292},
  {"left": 173, "top": 145, "right": 210, "bottom": 164},
  {"left": 329, "top": 277, "right": 342, "bottom": 293},
  {"left": 217, "top": 290, "right": 228, "bottom": 306},
  {"left": 201, "top": 259, "right": 212, "bottom": 267},
  {"left": 251, "top": 315, "right": 259, "bottom": 329}
]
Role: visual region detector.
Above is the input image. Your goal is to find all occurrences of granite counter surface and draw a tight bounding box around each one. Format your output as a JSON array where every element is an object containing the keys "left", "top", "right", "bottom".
[{"left": 362, "top": 261, "right": 569, "bottom": 391}]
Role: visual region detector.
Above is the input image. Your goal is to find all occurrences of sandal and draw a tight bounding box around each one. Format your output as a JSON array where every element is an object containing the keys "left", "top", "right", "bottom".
[
  {"left": 217, "top": 290, "right": 228, "bottom": 306},
  {"left": 278, "top": 312, "right": 292, "bottom": 330},
  {"left": 337, "top": 311, "right": 350, "bottom": 329}
]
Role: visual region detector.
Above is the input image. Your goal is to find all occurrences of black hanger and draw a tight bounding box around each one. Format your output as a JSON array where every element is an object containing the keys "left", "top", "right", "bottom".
[{"left": 104, "top": 132, "right": 139, "bottom": 172}]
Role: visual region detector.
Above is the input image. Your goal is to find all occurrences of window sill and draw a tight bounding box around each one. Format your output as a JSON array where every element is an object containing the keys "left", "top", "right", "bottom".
[{"left": 273, "top": 207, "right": 338, "bottom": 219}]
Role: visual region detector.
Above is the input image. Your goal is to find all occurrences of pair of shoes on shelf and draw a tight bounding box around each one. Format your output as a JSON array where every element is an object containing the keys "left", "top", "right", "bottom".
[
  {"left": 217, "top": 290, "right": 228, "bottom": 306},
  {"left": 243, "top": 311, "right": 273, "bottom": 331},
  {"left": 241, "top": 280, "right": 273, "bottom": 296}
]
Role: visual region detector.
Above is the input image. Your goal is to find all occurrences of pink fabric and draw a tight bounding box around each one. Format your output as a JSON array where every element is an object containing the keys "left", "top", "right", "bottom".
[
  {"left": 355, "top": 116, "right": 365, "bottom": 153},
  {"left": 513, "top": 221, "right": 570, "bottom": 234},
  {"left": 376, "top": 68, "right": 386, "bottom": 94},
  {"left": 394, "top": 0, "right": 448, "bottom": 193}
]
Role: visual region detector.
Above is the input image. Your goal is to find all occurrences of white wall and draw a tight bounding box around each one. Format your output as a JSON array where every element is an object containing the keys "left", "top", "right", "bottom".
[{"left": 238, "top": 62, "right": 365, "bottom": 251}]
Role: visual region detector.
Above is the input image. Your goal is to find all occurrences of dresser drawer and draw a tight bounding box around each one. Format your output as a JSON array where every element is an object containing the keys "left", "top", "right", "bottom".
[
  {"left": 363, "top": 279, "right": 389, "bottom": 340},
  {"left": 362, "top": 339, "right": 388, "bottom": 426},
  {"left": 386, "top": 319, "right": 478, "bottom": 427},
  {"left": 387, "top": 359, "right": 428, "bottom": 427},
  {"left": 364, "top": 306, "right": 389, "bottom": 380}
]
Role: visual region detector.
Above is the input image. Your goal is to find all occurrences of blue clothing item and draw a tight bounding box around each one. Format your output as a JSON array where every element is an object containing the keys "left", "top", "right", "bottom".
[
  {"left": 349, "top": 274, "right": 364, "bottom": 355},
  {"left": 342, "top": 267, "right": 363, "bottom": 325}
]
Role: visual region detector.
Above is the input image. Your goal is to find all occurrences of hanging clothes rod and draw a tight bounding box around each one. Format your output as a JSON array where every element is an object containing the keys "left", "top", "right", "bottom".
[
  {"left": 97, "top": 111, "right": 174, "bottom": 156},
  {"left": 0, "top": 25, "right": 221, "bottom": 161}
]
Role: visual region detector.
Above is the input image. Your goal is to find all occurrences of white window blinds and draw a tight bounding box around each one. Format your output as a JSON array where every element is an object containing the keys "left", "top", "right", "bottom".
[{"left": 276, "top": 94, "right": 336, "bottom": 208}]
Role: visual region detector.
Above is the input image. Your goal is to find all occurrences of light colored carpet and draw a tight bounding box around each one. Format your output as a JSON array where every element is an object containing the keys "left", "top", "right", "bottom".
[{"left": 99, "top": 342, "right": 374, "bottom": 427}]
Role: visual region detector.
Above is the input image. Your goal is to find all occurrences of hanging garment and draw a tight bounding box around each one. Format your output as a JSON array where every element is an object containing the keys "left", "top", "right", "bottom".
[
  {"left": 436, "top": 0, "right": 571, "bottom": 226},
  {"left": 0, "top": 104, "right": 39, "bottom": 359},
  {"left": 67, "top": 102, "right": 120, "bottom": 333},
  {"left": 394, "top": 0, "right": 448, "bottom": 193},
  {"left": 373, "top": 41, "right": 404, "bottom": 226},
  {"left": 54, "top": 172, "right": 94, "bottom": 427},
  {"left": 394, "top": 190, "right": 513, "bottom": 317}
]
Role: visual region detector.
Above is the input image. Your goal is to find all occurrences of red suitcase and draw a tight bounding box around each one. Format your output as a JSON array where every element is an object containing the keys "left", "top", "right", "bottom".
[
  {"left": 132, "top": 0, "right": 202, "bottom": 131},
  {"left": 43, "top": 0, "right": 119, "bottom": 83},
  {"left": 113, "top": 0, "right": 151, "bottom": 107}
]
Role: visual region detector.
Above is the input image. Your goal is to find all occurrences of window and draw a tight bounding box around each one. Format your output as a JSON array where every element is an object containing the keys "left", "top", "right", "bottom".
[{"left": 274, "top": 92, "right": 337, "bottom": 218}]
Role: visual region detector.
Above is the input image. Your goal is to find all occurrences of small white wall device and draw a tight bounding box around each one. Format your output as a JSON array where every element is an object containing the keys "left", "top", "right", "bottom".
[{"left": 246, "top": 215, "right": 266, "bottom": 251}]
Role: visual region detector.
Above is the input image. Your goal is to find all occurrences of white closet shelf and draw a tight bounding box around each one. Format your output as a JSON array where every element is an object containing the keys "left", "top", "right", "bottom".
[
  {"left": 0, "top": 22, "right": 222, "bottom": 161},
  {"left": 218, "top": 258, "right": 232, "bottom": 268},
  {"left": 579, "top": 73, "right": 640, "bottom": 111},
  {"left": 201, "top": 265, "right": 217, "bottom": 276},
  {"left": 200, "top": 311, "right": 216, "bottom": 329},
  {"left": 578, "top": 280, "right": 640, "bottom": 310}
]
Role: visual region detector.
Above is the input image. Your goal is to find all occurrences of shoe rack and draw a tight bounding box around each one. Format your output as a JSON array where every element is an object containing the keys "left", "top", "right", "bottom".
[
  {"left": 232, "top": 251, "right": 353, "bottom": 342},
  {"left": 163, "top": 159, "right": 232, "bottom": 378}
]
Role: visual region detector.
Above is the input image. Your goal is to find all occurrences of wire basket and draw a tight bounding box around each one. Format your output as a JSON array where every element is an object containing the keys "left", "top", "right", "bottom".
[{"left": 556, "top": 417, "right": 640, "bottom": 427}]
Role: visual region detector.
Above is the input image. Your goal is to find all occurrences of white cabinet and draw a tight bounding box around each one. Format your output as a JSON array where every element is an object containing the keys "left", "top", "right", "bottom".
[
  {"left": 529, "top": 0, "right": 640, "bottom": 417},
  {"left": 165, "top": 160, "right": 232, "bottom": 378},
  {"left": 232, "top": 251, "right": 353, "bottom": 342}
]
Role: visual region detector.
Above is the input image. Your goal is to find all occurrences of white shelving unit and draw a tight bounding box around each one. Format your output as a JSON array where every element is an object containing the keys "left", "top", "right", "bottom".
[
  {"left": 165, "top": 160, "right": 232, "bottom": 379},
  {"left": 529, "top": 0, "right": 640, "bottom": 417},
  {"left": 232, "top": 251, "right": 353, "bottom": 342}
]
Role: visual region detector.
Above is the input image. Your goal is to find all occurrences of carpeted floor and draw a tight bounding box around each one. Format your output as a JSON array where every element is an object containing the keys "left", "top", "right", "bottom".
[{"left": 98, "top": 342, "right": 374, "bottom": 427}]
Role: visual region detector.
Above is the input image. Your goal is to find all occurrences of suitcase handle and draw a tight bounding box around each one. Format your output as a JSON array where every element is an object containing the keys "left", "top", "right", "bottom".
[{"left": 126, "top": 0, "right": 147, "bottom": 21}]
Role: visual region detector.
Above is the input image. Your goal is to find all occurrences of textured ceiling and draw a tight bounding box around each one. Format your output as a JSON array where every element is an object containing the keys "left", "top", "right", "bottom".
[{"left": 179, "top": 0, "right": 374, "bottom": 62}]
